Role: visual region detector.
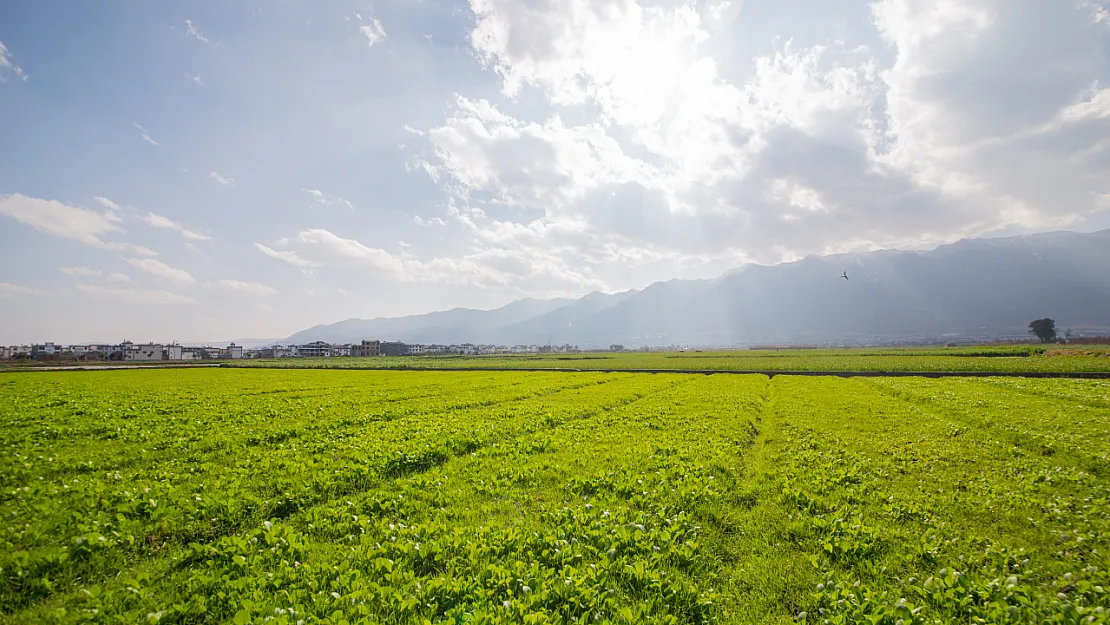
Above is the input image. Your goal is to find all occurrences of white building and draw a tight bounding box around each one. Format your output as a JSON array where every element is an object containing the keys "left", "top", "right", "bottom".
[
  {"left": 31, "top": 342, "right": 59, "bottom": 358},
  {"left": 227, "top": 343, "right": 244, "bottom": 359},
  {"left": 88, "top": 344, "right": 112, "bottom": 357},
  {"left": 180, "top": 347, "right": 204, "bottom": 360},
  {"left": 258, "top": 345, "right": 295, "bottom": 358},
  {"left": 297, "top": 342, "right": 330, "bottom": 357},
  {"left": 165, "top": 345, "right": 183, "bottom": 360},
  {"left": 124, "top": 343, "right": 164, "bottom": 361}
]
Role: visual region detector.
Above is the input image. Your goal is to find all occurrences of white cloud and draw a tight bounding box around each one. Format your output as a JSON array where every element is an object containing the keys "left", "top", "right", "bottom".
[
  {"left": 398, "top": 0, "right": 1110, "bottom": 296},
  {"left": 60, "top": 267, "right": 103, "bottom": 278},
  {"left": 139, "top": 212, "right": 212, "bottom": 241},
  {"left": 254, "top": 243, "right": 319, "bottom": 269},
  {"left": 108, "top": 242, "right": 159, "bottom": 257},
  {"left": 184, "top": 20, "right": 212, "bottom": 45},
  {"left": 134, "top": 123, "right": 160, "bottom": 146},
  {"left": 0, "top": 193, "right": 156, "bottom": 255},
  {"left": 215, "top": 279, "right": 277, "bottom": 295},
  {"left": 185, "top": 73, "right": 206, "bottom": 87},
  {"left": 76, "top": 284, "right": 195, "bottom": 305},
  {"left": 424, "top": 96, "right": 655, "bottom": 210},
  {"left": 124, "top": 258, "right": 196, "bottom": 284},
  {"left": 0, "top": 282, "right": 33, "bottom": 296},
  {"left": 1080, "top": 0, "right": 1110, "bottom": 25},
  {"left": 302, "top": 188, "right": 354, "bottom": 210},
  {"left": 360, "top": 19, "right": 387, "bottom": 47},
  {"left": 871, "top": 0, "right": 1110, "bottom": 225},
  {"left": 93, "top": 196, "right": 122, "bottom": 212},
  {"left": 61, "top": 267, "right": 135, "bottom": 284},
  {"left": 265, "top": 227, "right": 608, "bottom": 295},
  {"left": 469, "top": 0, "right": 726, "bottom": 129},
  {"left": 413, "top": 215, "right": 448, "bottom": 227},
  {"left": 0, "top": 40, "right": 28, "bottom": 83},
  {"left": 209, "top": 171, "right": 235, "bottom": 186}
]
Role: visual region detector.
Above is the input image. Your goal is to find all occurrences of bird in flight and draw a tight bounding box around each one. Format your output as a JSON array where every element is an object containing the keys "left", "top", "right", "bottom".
[{"left": 842, "top": 271, "right": 849, "bottom": 280}]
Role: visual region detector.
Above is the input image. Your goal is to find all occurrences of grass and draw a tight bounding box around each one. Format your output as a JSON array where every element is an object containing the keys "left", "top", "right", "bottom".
[
  {"left": 6, "top": 345, "right": 1110, "bottom": 375},
  {"left": 1, "top": 369, "right": 1108, "bottom": 623},
  {"left": 224, "top": 345, "right": 1110, "bottom": 373}
]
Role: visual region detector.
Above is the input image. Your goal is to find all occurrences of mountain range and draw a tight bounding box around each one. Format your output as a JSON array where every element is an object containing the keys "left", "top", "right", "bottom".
[{"left": 284, "top": 229, "right": 1110, "bottom": 347}]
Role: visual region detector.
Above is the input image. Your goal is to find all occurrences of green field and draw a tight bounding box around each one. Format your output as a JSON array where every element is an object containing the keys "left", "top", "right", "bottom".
[
  {"left": 227, "top": 345, "right": 1110, "bottom": 374},
  {"left": 2, "top": 369, "right": 1109, "bottom": 624}
]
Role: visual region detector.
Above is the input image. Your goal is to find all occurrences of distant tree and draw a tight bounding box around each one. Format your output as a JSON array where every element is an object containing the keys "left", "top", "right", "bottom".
[{"left": 1028, "top": 318, "right": 1057, "bottom": 343}]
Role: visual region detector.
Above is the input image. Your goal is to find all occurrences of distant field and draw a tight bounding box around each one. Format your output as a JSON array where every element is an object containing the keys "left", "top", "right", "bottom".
[
  {"left": 2, "top": 368, "right": 1109, "bottom": 623},
  {"left": 228, "top": 345, "right": 1110, "bottom": 373}
]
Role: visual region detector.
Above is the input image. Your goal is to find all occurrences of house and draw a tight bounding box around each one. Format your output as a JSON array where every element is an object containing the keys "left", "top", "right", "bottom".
[
  {"left": 441, "top": 343, "right": 478, "bottom": 355},
  {"left": 31, "top": 342, "right": 59, "bottom": 359},
  {"left": 259, "top": 345, "right": 296, "bottom": 358},
  {"left": 109, "top": 341, "right": 135, "bottom": 360},
  {"left": 77, "top": 344, "right": 107, "bottom": 360},
  {"left": 124, "top": 343, "right": 164, "bottom": 361},
  {"left": 331, "top": 344, "right": 352, "bottom": 357},
  {"left": 352, "top": 340, "right": 380, "bottom": 357},
  {"left": 380, "top": 341, "right": 408, "bottom": 357},
  {"left": 297, "top": 341, "right": 331, "bottom": 358},
  {"left": 181, "top": 347, "right": 205, "bottom": 360},
  {"left": 68, "top": 345, "right": 107, "bottom": 360},
  {"left": 227, "top": 343, "right": 243, "bottom": 359},
  {"left": 258, "top": 345, "right": 290, "bottom": 358},
  {"left": 407, "top": 344, "right": 427, "bottom": 356},
  {"left": 165, "top": 344, "right": 183, "bottom": 360}
]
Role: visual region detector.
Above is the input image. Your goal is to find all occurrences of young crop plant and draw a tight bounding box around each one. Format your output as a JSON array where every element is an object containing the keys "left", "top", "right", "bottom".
[{"left": 1, "top": 369, "right": 1109, "bottom": 623}]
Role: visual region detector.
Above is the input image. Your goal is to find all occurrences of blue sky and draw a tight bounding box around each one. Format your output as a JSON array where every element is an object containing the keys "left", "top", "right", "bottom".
[{"left": 2, "top": 0, "right": 1109, "bottom": 343}]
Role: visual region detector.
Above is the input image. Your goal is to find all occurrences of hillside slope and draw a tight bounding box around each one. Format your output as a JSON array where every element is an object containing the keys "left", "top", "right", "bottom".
[{"left": 285, "top": 229, "right": 1110, "bottom": 346}]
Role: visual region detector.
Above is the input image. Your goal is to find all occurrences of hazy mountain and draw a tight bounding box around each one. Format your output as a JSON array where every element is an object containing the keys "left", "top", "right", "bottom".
[
  {"left": 285, "top": 229, "right": 1110, "bottom": 347},
  {"left": 284, "top": 297, "right": 574, "bottom": 345}
]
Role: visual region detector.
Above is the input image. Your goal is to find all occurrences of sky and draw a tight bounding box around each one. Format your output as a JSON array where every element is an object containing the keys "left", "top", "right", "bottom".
[{"left": 1, "top": 0, "right": 1109, "bottom": 344}]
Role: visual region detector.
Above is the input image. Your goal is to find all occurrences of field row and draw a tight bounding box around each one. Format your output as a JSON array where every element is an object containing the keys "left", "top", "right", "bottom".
[
  {"left": 221, "top": 346, "right": 1110, "bottom": 374},
  {"left": 1, "top": 370, "right": 1108, "bottom": 623}
]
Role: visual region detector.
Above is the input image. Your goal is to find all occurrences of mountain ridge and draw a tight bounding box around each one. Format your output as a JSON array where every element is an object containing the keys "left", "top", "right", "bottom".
[{"left": 284, "top": 229, "right": 1110, "bottom": 347}]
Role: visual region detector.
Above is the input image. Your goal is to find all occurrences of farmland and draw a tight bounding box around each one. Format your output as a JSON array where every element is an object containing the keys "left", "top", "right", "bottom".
[
  {"left": 227, "top": 345, "right": 1110, "bottom": 374},
  {"left": 2, "top": 369, "right": 1109, "bottom": 624}
]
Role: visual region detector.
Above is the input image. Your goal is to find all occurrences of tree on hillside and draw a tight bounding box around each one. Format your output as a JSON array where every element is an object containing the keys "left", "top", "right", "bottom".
[{"left": 1028, "top": 318, "right": 1057, "bottom": 343}]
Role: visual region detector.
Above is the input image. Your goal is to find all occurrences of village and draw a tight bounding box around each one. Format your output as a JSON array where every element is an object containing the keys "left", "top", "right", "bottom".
[{"left": 0, "top": 339, "right": 587, "bottom": 361}]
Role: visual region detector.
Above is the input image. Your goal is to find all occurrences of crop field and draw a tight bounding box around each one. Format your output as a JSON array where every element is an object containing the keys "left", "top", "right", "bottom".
[
  {"left": 227, "top": 345, "right": 1110, "bottom": 374},
  {"left": 2, "top": 369, "right": 1109, "bottom": 624}
]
